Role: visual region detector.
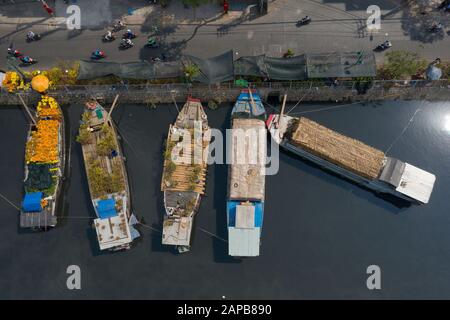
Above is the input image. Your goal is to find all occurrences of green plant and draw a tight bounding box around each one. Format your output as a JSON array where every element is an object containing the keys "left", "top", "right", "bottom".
[
  {"left": 379, "top": 50, "right": 427, "bottom": 80},
  {"left": 97, "top": 125, "right": 116, "bottom": 156},
  {"left": 183, "top": 62, "right": 200, "bottom": 82},
  {"left": 76, "top": 125, "right": 91, "bottom": 145}
]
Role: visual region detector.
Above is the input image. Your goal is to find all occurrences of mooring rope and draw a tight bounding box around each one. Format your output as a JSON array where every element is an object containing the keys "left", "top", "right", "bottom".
[{"left": 0, "top": 192, "right": 20, "bottom": 210}]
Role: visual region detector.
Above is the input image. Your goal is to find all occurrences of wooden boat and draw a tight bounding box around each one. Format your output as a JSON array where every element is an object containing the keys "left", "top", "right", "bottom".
[
  {"left": 77, "top": 98, "right": 139, "bottom": 251},
  {"left": 266, "top": 98, "right": 436, "bottom": 204},
  {"left": 20, "top": 96, "right": 68, "bottom": 230},
  {"left": 227, "top": 89, "right": 267, "bottom": 257},
  {"left": 161, "top": 97, "right": 211, "bottom": 253}
]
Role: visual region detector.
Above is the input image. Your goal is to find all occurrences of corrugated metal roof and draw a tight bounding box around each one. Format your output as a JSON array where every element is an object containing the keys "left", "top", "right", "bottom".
[
  {"left": 228, "top": 227, "right": 261, "bottom": 257},
  {"left": 395, "top": 163, "right": 436, "bottom": 204}
]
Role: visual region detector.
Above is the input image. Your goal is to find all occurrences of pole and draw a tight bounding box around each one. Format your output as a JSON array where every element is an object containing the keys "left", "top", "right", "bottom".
[
  {"left": 107, "top": 94, "right": 120, "bottom": 121},
  {"left": 17, "top": 94, "right": 37, "bottom": 125}
]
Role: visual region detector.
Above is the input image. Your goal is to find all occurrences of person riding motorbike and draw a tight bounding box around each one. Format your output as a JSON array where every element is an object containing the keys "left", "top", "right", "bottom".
[
  {"left": 297, "top": 15, "right": 311, "bottom": 25},
  {"left": 7, "top": 47, "right": 20, "bottom": 57},
  {"left": 430, "top": 22, "right": 443, "bottom": 32},
  {"left": 20, "top": 56, "right": 34, "bottom": 64},
  {"left": 92, "top": 49, "right": 105, "bottom": 58},
  {"left": 146, "top": 36, "right": 158, "bottom": 47},
  {"left": 121, "top": 38, "right": 134, "bottom": 48},
  {"left": 27, "top": 31, "right": 35, "bottom": 39},
  {"left": 104, "top": 30, "right": 114, "bottom": 41},
  {"left": 124, "top": 29, "right": 135, "bottom": 39}
]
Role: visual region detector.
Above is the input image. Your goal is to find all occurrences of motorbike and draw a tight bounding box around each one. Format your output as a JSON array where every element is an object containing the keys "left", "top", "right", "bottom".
[
  {"left": 19, "top": 56, "right": 38, "bottom": 65},
  {"left": 26, "top": 33, "right": 42, "bottom": 42},
  {"left": 119, "top": 40, "right": 134, "bottom": 50},
  {"left": 151, "top": 54, "right": 167, "bottom": 62},
  {"left": 296, "top": 16, "right": 311, "bottom": 27},
  {"left": 112, "top": 22, "right": 126, "bottom": 32},
  {"left": 122, "top": 31, "right": 137, "bottom": 39},
  {"left": 375, "top": 41, "right": 392, "bottom": 51},
  {"left": 7, "top": 48, "right": 21, "bottom": 57},
  {"left": 429, "top": 24, "right": 443, "bottom": 33},
  {"left": 91, "top": 51, "right": 106, "bottom": 60},
  {"left": 145, "top": 37, "right": 160, "bottom": 48},
  {"left": 102, "top": 33, "right": 116, "bottom": 42}
]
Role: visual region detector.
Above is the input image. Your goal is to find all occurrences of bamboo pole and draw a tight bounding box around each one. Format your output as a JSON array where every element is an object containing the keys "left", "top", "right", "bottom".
[
  {"left": 248, "top": 87, "right": 257, "bottom": 115},
  {"left": 107, "top": 94, "right": 120, "bottom": 121},
  {"left": 17, "top": 94, "right": 36, "bottom": 125}
]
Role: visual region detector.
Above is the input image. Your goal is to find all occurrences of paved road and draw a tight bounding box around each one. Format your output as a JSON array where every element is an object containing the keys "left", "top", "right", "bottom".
[{"left": 0, "top": 0, "right": 449, "bottom": 69}]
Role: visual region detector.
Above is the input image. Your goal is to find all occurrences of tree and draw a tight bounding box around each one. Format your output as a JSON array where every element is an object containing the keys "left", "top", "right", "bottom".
[
  {"left": 183, "top": 62, "right": 200, "bottom": 82},
  {"left": 182, "top": 0, "right": 211, "bottom": 19},
  {"left": 380, "top": 50, "right": 427, "bottom": 79}
]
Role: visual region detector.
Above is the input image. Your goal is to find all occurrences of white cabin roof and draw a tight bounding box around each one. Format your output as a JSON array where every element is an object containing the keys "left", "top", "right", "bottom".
[
  {"left": 162, "top": 216, "right": 192, "bottom": 246},
  {"left": 228, "top": 227, "right": 260, "bottom": 257},
  {"left": 395, "top": 163, "right": 436, "bottom": 204},
  {"left": 94, "top": 215, "right": 132, "bottom": 250}
]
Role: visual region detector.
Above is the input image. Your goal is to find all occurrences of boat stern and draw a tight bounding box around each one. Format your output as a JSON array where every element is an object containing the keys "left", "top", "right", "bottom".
[{"left": 227, "top": 200, "right": 263, "bottom": 257}]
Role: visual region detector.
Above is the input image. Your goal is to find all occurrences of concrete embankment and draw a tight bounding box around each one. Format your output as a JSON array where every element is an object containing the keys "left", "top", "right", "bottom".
[{"left": 1, "top": 81, "right": 450, "bottom": 106}]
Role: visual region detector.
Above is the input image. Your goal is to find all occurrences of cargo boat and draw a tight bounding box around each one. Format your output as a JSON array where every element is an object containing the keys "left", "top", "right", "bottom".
[
  {"left": 78, "top": 99, "right": 139, "bottom": 251},
  {"left": 161, "top": 97, "right": 211, "bottom": 253},
  {"left": 227, "top": 89, "right": 267, "bottom": 257},
  {"left": 267, "top": 112, "right": 436, "bottom": 204},
  {"left": 21, "top": 96, "right": 68, "bottom": 229}
]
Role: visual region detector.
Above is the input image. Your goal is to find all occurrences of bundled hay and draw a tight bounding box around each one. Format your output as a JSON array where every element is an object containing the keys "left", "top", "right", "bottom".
[{"left": 291, "top": 117, "right": 385, "bottom": 179}]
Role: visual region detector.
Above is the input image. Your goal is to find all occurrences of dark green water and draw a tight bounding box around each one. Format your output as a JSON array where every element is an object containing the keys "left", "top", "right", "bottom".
[{"left": 0, "top": 100, "right": 449, "bottom": 299}]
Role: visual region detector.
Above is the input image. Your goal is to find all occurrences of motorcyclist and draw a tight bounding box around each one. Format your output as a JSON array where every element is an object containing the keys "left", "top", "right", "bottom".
[
  {"left": 383, "top": 40, "right": 392, "bottom": 47},
  {"left": 124, "top": 29, "right": 135, "bottom": 38},
  {"left": 121, "top": 38, "right": 133, "bottom": 47},
  {"left": 20, "top": 56, "right": 32, "bottom": 63},
  {"left": 147, "top": 36, "right": 157, "bottom": 46},
  {"left": 431, "top": 22, "right": 443, "bottom": 31},
  {"left": 27, "top": 31, "right": 35, "bottom": 40},
  {"left": 92, "top": 49, "right": 103, "bottom": 57},
  {"left": 105, "top": 30, "right": 114, "bottom": 40},
  {"left": 8, "top": 47, "right": 20, "bottom": 57}
]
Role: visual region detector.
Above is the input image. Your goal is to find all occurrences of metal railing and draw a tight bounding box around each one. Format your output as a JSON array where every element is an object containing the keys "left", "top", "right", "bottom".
[{"left": 2, "top": 79, "right": 450, "bottom": 96}]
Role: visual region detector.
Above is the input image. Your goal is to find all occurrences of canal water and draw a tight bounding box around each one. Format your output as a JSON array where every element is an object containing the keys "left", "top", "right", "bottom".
[{"left": 0, "top": 100, "right": 450, "bottom": 299}]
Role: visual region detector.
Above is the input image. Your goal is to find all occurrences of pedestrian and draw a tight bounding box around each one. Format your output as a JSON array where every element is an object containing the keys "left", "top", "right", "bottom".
[
  {"left": 223, "top": 0, "right": 229, "bottom": 14},
  {"left": 41, "top": 0, "right": 55, "bottom": 16}
]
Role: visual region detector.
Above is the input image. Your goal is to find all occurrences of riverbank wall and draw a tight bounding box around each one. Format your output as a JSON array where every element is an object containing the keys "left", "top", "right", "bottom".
[{"left": 1, "top": 80, "right": 450, "bottom": 106}]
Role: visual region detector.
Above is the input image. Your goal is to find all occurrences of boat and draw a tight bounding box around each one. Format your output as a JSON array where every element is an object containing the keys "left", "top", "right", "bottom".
[
  {"left": 227, "top": 89, "right": 267, "bottom": 257},
  {"left": 20, "top": 95, "right": 68, "bottom": 229},
  {"left": 267, "top": 103, "right": 436, "bottom": 204},
  {"left": 77, "top": 98, "right": 139, "bottom": 251},
  {"left": 161, "top": 97, "right": 211, "bottom": 253}
]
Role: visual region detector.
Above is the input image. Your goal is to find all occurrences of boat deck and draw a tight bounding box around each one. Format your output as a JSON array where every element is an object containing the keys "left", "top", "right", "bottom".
[{"left": 228, "top": 118, "right": 266, "bottom": 201}]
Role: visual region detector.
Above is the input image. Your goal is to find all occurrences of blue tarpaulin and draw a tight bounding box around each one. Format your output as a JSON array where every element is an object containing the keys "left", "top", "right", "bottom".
[
  {"left": 227, "top": 200, "right": 263, "bottom": 228},
  {"left": 22, "top": 192, "right": 43, "bottom": 212},
  {"left": 97, "top": 199, "right": 117, "bottom": 219}
]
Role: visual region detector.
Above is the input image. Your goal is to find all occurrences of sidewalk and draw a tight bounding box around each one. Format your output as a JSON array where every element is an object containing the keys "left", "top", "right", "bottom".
[{"left": 0, "top": 0, "right": 259, "bottom": 28}]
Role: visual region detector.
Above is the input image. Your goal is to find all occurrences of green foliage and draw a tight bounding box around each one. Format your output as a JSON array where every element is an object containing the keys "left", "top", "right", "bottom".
[
  {"left": 183, "top": 62, "right": 200, "bottom": 82},
  {"left": 97, "top": 125, "right": 117, "bottom": 156},
  {"left": 76, "top": 125, "right": 91, "bottom": 145},
  {"left": 87, "top": 160, "right": 123, "bottom": 198},
  {"left": 379, "top": 50, "right": 427, "bottom": 79}
]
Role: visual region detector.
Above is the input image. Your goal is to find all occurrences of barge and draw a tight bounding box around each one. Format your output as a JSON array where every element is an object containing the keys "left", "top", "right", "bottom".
[
  {"left": 161, "top": 97, "right": 211, "bottom": 253},
  {"left": 21, "top": 96, "right": 67, "bottom": 229},
  {"left": 77, "top": 99, "right": 139, "bottom": 251},
  {"left": 267, "top": 112, "right": 436, "bottom": 204},
  {"left": 227, "top": 89, "right": 267, "bottom": 257}
]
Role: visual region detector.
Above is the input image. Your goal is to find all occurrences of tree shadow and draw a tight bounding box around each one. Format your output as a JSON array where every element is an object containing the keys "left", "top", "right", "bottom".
[{"left": 400, "top": 6, "right": 447, "bottom": 43}]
